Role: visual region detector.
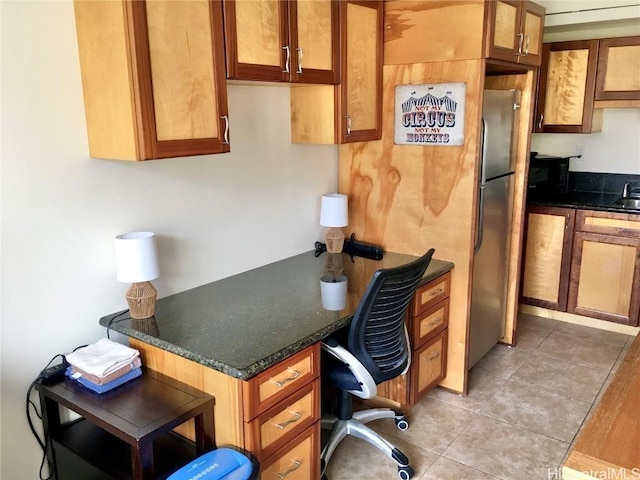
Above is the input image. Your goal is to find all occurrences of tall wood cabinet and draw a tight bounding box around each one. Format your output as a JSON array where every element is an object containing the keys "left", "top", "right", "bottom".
[
  {"left": 485, "top": 0, "right": 545, "bottom": 66},
  {"left": 534, "top": 40, "right": 602, "bottom": 133},
  {"left": 74, "top": 0, "right": 230, "bottom": 161},
  {"left": 223, "top": 0, "right": 339, "bottom": 84},
  {"left": 290, "top": 0, "right": 383, "bottom": 144}
]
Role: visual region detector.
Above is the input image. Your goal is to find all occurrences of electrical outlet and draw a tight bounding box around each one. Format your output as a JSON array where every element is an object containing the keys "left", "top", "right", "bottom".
[{"left": 576, "top": 145, "right": 585, "bottom": 159}]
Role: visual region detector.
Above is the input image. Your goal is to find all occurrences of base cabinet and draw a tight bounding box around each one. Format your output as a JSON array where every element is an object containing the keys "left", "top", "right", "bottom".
[
  {"left": 522, "top": 207, "right": 640, "bottom": 326},
  {"left": 376, "top": 272, "right": 450, "bottom": 408}
]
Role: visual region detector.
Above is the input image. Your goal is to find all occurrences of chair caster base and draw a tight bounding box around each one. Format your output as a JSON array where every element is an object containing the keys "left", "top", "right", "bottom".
[
  {"left": 394, "top": 415, "right": 409, "bottom": 431},
  {"left": 398, "top": 464, "right": 414, "bottom": 480}
]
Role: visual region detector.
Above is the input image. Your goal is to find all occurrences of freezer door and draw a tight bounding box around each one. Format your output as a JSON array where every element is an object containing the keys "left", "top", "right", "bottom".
[
  {"left": 469, "top": 173, "right": 513, "bottom": 368},
  {"left": 481, "top": 90, "right": 517, "bottom": 182}
]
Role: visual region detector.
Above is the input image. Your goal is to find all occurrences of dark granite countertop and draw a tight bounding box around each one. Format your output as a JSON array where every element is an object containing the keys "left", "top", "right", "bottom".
[
  {"left": 528, "top": 172, "right": 640, "bottom": 214},
  {"left": 100, "top": 251, "right": 454, "bottom": 381}
]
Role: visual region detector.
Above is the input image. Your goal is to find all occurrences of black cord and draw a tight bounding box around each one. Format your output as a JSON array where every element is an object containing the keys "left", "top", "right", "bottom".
[
  {"left": 26, "top": 353, "right": 68, "bottom": 480},
  {"left": 106, "top": 309, "right": 131, "bottom": 339}
]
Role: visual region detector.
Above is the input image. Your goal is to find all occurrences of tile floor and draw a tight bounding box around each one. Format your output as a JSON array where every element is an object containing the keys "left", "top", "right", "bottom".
[{"left": 323, "top": 313, "right": 635, "bottom": 480}]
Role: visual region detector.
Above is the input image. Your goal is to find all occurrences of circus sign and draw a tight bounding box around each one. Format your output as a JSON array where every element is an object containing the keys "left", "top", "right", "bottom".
[{"left": 394, "top": 82, "right": 466, "bottom": 146}]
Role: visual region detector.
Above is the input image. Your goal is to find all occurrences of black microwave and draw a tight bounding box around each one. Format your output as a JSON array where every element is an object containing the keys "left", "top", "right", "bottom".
[{"left": 528, "top": 155, "right": 570, "bottom": 195}]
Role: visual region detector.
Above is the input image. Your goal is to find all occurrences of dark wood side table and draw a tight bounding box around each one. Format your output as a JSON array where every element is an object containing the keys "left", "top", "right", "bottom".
[{"left": 36, "top": 369, "right": 215, "bottom": 480}]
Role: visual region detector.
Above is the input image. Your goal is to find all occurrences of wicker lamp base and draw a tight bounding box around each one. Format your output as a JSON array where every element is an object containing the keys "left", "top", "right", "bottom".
[
  {"left": 325, "top": 227, "right": 345, "bottom": 254},
  {"left": 126, "top": 281, "right": 157, "bottom": 319}
]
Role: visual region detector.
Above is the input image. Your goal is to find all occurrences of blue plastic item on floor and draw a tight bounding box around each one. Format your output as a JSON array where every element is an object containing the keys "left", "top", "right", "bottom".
[{"left": 167, "top": 448, "right": 255, "bottom": 480}]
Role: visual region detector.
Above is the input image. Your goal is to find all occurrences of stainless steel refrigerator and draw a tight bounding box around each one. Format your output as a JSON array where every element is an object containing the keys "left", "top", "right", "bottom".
[{"left": 468, "top": 89, "right": 519, "bottom": 369}]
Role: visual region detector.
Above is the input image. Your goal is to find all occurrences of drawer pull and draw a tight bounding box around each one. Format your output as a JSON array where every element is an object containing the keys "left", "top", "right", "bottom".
[
  {"left": 273, "top": 369, "right": 301, "bottom": 387},
  {"left": 277, "top": 460, "right": 302, "bottom": 479},
  {"left": 426, "top": 317, "right": 442, "bottom": 327},
  {"left": 429, "top": 287, "right": 444, "bottom": 298},
  {"left": 422, "top": 352, "right": 440, "bottom": 362},
  {"left": 275, "top": 411, "right": 302, "bottom": 430}
]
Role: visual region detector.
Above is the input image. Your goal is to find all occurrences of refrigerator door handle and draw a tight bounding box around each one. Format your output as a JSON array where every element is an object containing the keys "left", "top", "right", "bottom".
[{"left": 475, "top": 185, "right": 485, "bottom": 254}]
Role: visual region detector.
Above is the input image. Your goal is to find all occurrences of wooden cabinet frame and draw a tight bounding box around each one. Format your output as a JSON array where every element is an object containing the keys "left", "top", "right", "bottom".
[
  {"left": 595, "top": 36, "right": 640, "bottom": 102},
  {"left": 520, "top": 206, "right": 575, "bottom": 311},
  {"left": 535, "top": 40, "right": 601, "bottom": 133},
  {"left": 223, "top": 0, "right": 340, "bottom": 84}
]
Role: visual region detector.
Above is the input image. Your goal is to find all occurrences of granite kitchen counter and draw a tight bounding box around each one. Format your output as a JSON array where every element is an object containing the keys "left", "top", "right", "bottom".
[
  {"left": 100, "top": 250, "right": 454, "bottom": 381},
  {"left": 527, "top": 172, "right": 640, "bottom": 214}
]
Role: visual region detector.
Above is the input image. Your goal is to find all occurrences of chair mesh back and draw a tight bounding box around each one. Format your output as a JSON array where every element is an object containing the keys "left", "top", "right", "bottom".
[{"left": 348, "top": 249, "right": 435, "bottom": 384}]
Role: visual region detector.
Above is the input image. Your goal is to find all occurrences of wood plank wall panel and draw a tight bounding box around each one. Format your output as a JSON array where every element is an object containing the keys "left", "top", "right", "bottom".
[
  {"left": 339, "top": 59, "right": 485, "bottom": 394},
  {"left": 383, "top": 0, "right": 485, "bottom": 65}
]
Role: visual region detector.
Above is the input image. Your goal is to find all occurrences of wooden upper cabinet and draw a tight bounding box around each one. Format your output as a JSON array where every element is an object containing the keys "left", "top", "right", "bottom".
[
  {"left": 534, "top": 40, "right": 602, "bottom": 133},
  {"left": 290, "top": 0, "right": 382, "bottom": 144},
  {"left": 595, "top": 36, "right": 640, "bottom": 102},
  {"left": 74, "top": 0, "right": 230, "bottom": 161},
  {"left": 223, "top": 0, "right": 339, "bottom": 84},
  {"left": 485, "top": 0, "right": 545, "bottom": 66},
  {"left": 338, "top": 0, "right": 383, "bottom": 143}
]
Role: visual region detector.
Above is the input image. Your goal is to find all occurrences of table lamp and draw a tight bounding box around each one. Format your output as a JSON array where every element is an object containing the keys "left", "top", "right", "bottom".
[
  {"left": 320, "top": 193, "right": 348, "bottom": 253},
  {"left": 115, "top": 232, "right": 160, "bottom": 319}
]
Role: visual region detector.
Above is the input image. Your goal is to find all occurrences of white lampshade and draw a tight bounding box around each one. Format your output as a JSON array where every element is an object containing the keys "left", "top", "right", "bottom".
[
  {"left": 115, "top": 232, "right": 160, "bottom": 283},
  {"left": 320, "top": 194, "right": 348, "bottom": 227}
]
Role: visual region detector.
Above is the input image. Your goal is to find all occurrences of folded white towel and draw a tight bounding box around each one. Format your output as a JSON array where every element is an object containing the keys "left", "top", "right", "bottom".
[{"left": 65, "top": 338, "right": 140, "bottom": 378}]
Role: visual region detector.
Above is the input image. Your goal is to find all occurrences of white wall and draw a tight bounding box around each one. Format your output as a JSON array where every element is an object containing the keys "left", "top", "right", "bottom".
[
  {"left": 0, "top": 2, "right": 338, "bottom": 478},
  {"left": 531, "top": 109, "right": 640, "bottom": 173},
  {"left": 531, "top": 3, "right": 640, "bottom": 174}
]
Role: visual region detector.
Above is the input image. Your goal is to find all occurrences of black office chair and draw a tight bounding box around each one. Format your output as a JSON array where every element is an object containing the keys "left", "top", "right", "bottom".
[{"left": 320, "top": 249, "right": 435, "bottom": 480}]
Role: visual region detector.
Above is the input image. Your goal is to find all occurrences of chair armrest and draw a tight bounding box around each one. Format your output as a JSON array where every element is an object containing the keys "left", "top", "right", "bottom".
[{"left": 321, "top": 338, "right": 377, "bottom": 399}]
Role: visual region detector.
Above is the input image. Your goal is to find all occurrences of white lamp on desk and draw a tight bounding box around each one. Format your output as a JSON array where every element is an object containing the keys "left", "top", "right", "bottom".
[
  {"left": 115, "top": 231, "right": 160, "bottom": 319},
  {"left": 320, "top": 193, "right": 348, "bottom": 254}
]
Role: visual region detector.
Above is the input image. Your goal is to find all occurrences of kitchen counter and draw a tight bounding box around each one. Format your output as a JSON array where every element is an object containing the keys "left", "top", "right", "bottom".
[
  {"left": 527, "top": 191, "right": 639, "bottom": 214},
  {"left": 99, "top": 250, "right": 454, "bottom": 381}
]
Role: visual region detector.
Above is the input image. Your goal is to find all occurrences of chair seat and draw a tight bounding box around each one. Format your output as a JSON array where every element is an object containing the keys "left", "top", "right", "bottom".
[
  {"left": 167, "top": 448, "right": 256, "bottom": 480},
  {"left": 326, "top": 362, "right": 363, "bottom": 393}
]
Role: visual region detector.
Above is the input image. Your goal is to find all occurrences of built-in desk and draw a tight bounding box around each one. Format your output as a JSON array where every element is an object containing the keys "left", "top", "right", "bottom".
[{"left": 100, "top": 250, "right": 454, "bottom": 479}]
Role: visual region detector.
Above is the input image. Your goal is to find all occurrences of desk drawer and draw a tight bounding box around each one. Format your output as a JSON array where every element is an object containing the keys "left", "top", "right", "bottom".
[
  {"left": 245, "top": 379, "right": 320, "bottom": 461},
  {"left": 413, "top": 298, "right": 449, "bottom": 348},
  {"left": 413, "top": 272, "right": 450, "bottom": 316},
  {"left": 243, "top": 344, "right": 320, "bottom": 420},
  {"left": 260, "top": 423, "right": 320, "bottom": 480},
  {"left": 411, "top": 329, "right": 447, "bottom": 404}
]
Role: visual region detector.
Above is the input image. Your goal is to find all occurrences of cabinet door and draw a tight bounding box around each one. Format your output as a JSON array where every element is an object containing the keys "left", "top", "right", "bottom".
[
  {"left": 595, "top": 36, "right": 640, "bottom": 102},
  {"left": 535, "top": 40, "right": 601, "bottom": 133},
  {"left": 518, "top": 1, "right": 544, "bottom": 66},
  {"left": 338, "top": 0, "right": 383, "bottom": 143},
  {"left": 485, "top": 0, "right": 523, "bottom": 63},
  {"left": 74, "top": 0, "right": 230, "bottom": 160},
  {"left": 223, "top": 0, "right": 289, "bottom": 82},
  {"left": 224, "top": 0, "right": 338, "bottom": 84},
  {"left": 520, "top": 207, "right": 575, "bottom": 311},
  {"left": 289, "top": 0, "right": 339, "bottom": 84},
  {"left": 567, "top": 232, "right": 640, "bottom": 326}
]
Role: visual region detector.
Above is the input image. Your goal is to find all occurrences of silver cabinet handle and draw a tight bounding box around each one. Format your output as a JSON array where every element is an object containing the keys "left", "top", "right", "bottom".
[
  {"left": 345, "top": 115, "right": 352, "bottom": 137},
  {"left": 423, "top": 352, "right": 441, "bottom": 361},
  {"left": 429, "top": 287, "right": 444, "bottom": 298},
  {"left": 516, "top": 33, "right": 524, "bottom": 56},
  {"left": 538, "top": 113, "right": 544, "bottom": 130},
  {"left": 524, "top": 34, "right": 530, "bottom": 55},
  {"left": 222, "top": 115, "right": 229, "bottom": 144},
  {"left": 296, "top": 47, "right": 303, "bottom": 74},
  {"left": 426, "top": 317, "right": 443, "bottom": 327},
  {"left": 273, "top": 368, "right": 300, "bottom": 387},
  {"left": 283, "top": 46, "right": 290, "bottom": 73},
  {"left": 275, "top": 411, "right": 302, "bottom": 430},
  {"left": 277, "top": 460, "right": 302, "bottom": 479}
]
